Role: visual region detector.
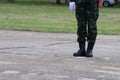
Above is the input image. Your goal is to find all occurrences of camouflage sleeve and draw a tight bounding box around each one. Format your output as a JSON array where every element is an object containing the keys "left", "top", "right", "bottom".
[{"left": 70, "top": 0, "right": 75, "bottom": 2}]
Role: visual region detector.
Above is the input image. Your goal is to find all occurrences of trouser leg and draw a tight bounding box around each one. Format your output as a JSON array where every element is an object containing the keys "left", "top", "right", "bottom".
[
  {"left": 75, "top": 3, "right": 87, "bottom": 43},
  {"left": 87, "top": 0, "right": 99, "bottom": 43},
  {"left": 73, "top": 3, "right": 87, "bottom": 57},
  {"left": 86, "top": 0, "right": 99, "bottom": 57}
]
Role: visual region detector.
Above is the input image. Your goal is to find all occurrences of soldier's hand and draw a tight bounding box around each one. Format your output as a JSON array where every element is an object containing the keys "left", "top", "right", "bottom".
[{"left": 69, "top": 2, "right": 75, "bottom": 13}]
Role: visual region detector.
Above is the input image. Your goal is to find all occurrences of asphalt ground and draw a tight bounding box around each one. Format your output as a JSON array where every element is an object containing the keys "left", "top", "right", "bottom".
[{"left": 0, "top": 30, "right": 120, "bottom": 80}]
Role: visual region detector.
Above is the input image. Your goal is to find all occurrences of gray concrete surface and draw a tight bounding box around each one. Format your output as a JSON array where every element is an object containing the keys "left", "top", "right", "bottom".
[{"left": 0, "top": 30, "right": 120, "bottom": 80}]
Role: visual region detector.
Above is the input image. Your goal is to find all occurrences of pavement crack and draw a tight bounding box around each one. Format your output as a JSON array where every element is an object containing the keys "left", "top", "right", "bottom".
[{"left": 46, "top": 41, "right": 75, "bottom": 47}]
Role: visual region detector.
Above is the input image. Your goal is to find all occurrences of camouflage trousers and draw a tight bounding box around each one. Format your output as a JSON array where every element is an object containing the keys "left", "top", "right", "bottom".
[{"left": 75, "top": 0, "right": 99, "bottom": 43}]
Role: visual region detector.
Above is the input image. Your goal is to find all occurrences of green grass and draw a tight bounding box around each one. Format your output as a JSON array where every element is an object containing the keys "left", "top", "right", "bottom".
[
  {"left": 98, "top": 8, "right": 120, "bottom": 35},
  {"left": 0, "top": 0, "right": 120, "bottom": 34}
]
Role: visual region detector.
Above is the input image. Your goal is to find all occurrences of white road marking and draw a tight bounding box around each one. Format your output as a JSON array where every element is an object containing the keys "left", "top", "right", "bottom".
[
  {"left": 2, "top": 70, "right": 19, "bottom": 74},
  {"left": 104, "top": 58, "right": 110, "bottom": 60},
  {"left": 44, "top": 74, "right": 70, "bottom": 79},
  {"left": 97, "top": 75, "right": 105, "bottom": 78},
  {"left": 102, "top": 67, "right": 120, "bottom": 71},
  {"left": 78, "top": 78, "right": 95, "bottom": 80},
  {"left": 94, "top": 70, "right": 120, "bottom": 75},
  {"left": 0, "top": 61, "right": 17, "bottom": 64}
]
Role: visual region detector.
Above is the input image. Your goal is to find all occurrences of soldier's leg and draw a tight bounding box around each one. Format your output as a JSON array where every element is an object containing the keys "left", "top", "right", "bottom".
[
  {"left": 86, "top": 0, "right": 99, "bottom": 57},
  {"left": 73, "top": 2, "right": 87, "bottom": 57}
]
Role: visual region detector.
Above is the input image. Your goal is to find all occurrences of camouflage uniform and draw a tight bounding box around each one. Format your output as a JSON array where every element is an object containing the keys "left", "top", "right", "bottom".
[
  {"left": 70, "top": 0, "right": 99, "bottom": 57},
  {"left": 75, "top": 0, "right": 99, "bottom": 43}
]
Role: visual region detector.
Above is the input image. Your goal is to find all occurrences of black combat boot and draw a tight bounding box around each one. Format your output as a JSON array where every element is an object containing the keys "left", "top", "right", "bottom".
[
  {"left": 73, "top": 42, "right": 86, "bottom": 57},
  {"left": 86, "top": 42, "right": 95, "bottom": 57}
]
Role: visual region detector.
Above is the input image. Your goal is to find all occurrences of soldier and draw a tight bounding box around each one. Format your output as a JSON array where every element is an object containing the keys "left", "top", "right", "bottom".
[{"left": 69, "top": 0, "right": 99, "bottom": 57}]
